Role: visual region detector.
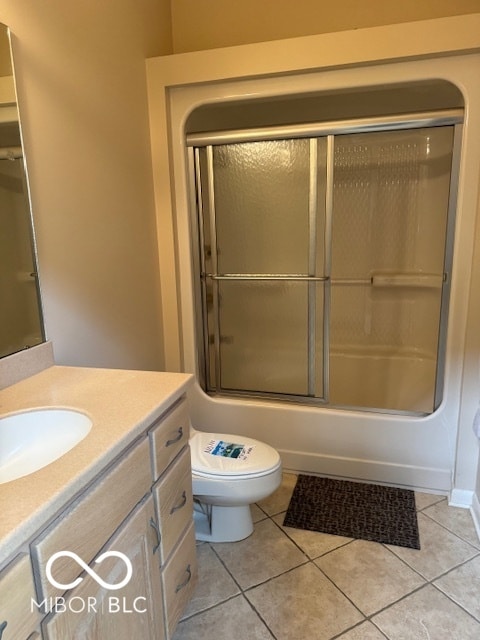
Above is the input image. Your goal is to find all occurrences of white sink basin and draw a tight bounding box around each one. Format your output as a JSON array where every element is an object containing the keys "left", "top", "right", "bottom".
[{"left": 0, "top": 408, "right": 92, "bottom": 484}]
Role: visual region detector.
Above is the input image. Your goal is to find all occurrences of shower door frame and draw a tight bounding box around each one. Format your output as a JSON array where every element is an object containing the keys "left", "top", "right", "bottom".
[
  {"left": 191, "top": 138, "right": 332, "bottom": 403},
  {"left": 187, "top": 108, "right": 463, "bottom": 415}
]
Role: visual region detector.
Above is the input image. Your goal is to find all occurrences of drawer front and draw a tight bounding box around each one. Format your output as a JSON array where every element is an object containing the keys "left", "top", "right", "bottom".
[
  {"left": 32, "top": 437, "right": 151, "bottom": 601},
  {"left": 153, "top": 447, "right": 193, "bottom": 564},
  {"left": 150, "top": 398, "right": 189, "bottom": 481},
  {"left": 0, "top": 553, "right": 42, "bottom": 639},
  {"left": 161, "top": 523, "right": 197, "bottom": 639}
]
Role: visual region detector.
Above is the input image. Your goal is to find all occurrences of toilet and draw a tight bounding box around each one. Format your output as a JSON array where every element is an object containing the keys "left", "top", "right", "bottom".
[{"left": 189, "top": 426, "right": 282, "bottom": 542}]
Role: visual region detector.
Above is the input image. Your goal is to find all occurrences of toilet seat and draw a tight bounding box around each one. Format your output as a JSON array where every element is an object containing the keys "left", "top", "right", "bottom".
[{"left": 190, "top": 430, "right": 281, "bottom": 480}]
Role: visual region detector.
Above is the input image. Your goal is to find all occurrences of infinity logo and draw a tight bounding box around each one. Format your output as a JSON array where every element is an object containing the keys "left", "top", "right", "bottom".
[{"left": 46, "top": 551, "right": 133, "bottom": 591}]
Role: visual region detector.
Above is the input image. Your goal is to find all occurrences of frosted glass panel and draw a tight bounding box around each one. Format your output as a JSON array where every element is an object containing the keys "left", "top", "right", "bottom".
[
  {"left": 213, "top": 140, "right": 310, "bottom": 274},
  {"left": 217, "top": 281, "right": 309, "bottom": 395},
  {"left": 329, "top": 126, "right": 454, "bottom": 412},
  {"left": 332, "top": 127, "right": 453, "bottom": 278}
]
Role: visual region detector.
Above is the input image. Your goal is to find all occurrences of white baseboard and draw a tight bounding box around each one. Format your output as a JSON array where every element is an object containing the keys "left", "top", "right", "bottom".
[
  {"left": 449, "top": 489, "right": 474, "bottom": 508},
  {"left": 280, "top": 449, "right": 451, "bottom": 492}
]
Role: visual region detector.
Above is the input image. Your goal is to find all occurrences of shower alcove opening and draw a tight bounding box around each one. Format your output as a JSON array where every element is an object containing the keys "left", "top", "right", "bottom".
[
  {"left": 186, "top": 81, "right": 464, "bottom": 417},
  {"left": 149, "top": 41, "right": 480, "bottom": 496}
]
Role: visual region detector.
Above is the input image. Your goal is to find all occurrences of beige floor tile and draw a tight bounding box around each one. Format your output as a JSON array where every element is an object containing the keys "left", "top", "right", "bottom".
[
  {"left": 315, "top": 539, "right": 425, "bottom": 616},
  {"left": 257, "top": 472, "right": 297, "bottom": 516},
  {"left": 434, "top": 555, "right": 480, "bottom": 621},
  {"left": 414, "top": 491, "right": 445, "bottom": 511},
  {"left": 172, "top": 594, "right": 274, "bottom": 640},
  {"left": 212, "top": 517, "right": 307, "bottom": 589},
  {"left": 373, "top": 584, "right": 480, "bottom": 639},
  {"left": 387, "top": 512, "right": 478, "bottom": 580},
  {"left": 336, "top": 621, "right": 387, "bottom": 639},
  {"left": 423, "top": 500, "right": 480, "bottom": 549},
  {"left": 272, "top": 512, "right": 352, "bottom": 559},
  {"left": 246, "top": 562, "right": 364, "bottom": 640},
  {"left": 176, "top": 471, "right": 480, "bottom": 639},
  {"left": 181, "top": 543, "right": 240, "bottom": 619},
  {"left": 251, "top": 503, "right": 269, "bottom": 523}
]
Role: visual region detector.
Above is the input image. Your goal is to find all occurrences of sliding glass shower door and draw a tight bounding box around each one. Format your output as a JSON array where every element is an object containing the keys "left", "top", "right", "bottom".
[{"left": 189, "top": 112, "right": 461, "bottom": 414}]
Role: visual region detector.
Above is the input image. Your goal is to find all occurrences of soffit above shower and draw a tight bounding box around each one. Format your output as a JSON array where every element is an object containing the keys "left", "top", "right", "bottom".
[{"left": 185, "top": 80, "right": 463, "bottom": 136}]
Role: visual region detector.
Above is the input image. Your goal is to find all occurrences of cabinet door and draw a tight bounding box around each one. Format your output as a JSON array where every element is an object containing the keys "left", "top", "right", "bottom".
[
  {"left": 0, "top": 553, "right": 42, "bottom": 639},
  {"left": 32, "top": 438, "right": 151, "bottom": 601},
  {"left": 42, "top": 495, "right": 165, "bottom": 640}
]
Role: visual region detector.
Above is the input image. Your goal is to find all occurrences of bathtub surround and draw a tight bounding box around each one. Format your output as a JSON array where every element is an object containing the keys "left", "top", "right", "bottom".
[
  {"left": 147, "top": 15, "right": 480, "bottom": 511},
  {"left": 472, "top": 406, "right": 480, "bottom": 440}
]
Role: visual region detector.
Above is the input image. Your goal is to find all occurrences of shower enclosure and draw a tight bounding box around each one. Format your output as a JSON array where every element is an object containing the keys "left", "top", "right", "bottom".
[{"left": 188, "top": 111, "right": 462, "bottom": 415}]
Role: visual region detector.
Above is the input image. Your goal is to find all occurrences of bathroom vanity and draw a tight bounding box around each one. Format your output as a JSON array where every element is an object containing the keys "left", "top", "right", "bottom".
[{"left": 0, "top": 351, "right": 196, "bottom": 639}]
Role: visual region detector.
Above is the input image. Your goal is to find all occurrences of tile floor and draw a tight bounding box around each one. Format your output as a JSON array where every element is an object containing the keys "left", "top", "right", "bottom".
[{"left": 173, "top": 473, "right": 480, "bottom": 639}]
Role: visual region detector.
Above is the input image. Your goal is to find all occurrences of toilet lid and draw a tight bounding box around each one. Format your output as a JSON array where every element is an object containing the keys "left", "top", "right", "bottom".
[{"left": 190, "top": 431, "right": 280, "bottom": 478}]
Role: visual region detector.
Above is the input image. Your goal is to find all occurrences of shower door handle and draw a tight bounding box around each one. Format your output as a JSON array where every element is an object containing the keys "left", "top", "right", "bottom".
[{"left": 203, "top": 273, "right": 330, "bottom": 282}]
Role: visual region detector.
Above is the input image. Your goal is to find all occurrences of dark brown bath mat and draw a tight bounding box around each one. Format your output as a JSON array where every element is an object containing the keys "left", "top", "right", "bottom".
[{"left": 283, "top": 475, "right": 420, "bottom": 549}]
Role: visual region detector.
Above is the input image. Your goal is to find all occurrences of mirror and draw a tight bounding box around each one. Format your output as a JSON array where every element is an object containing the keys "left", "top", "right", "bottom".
[{"left": 0, "top": 23, "right": 44, "bottom": 358}]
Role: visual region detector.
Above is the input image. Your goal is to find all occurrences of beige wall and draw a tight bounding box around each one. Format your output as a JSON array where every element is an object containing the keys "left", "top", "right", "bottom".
[
  {"left": 0, "top": 0, "right": 172, "bottom": 370},
  {"left": 0, "top": 23, "right": 11, "bottom": 75},
  {"left": 171, "top": 0, "right": 480, "bottom": 52}
]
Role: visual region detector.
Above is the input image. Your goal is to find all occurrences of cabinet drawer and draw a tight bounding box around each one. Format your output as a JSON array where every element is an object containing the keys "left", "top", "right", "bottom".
[
  {"left": 32, "top": 437, "right": 151, "bottom": 601},
  {"left": 0, "top": 553, "right": 42, "bottom": 639},
  {"left": 161, "top": 523, "right": 197, "bottom": 638},
  {"left": 153, "top": 446, "right": 193, "bottom": 564},
  {"left": 150, "top": 398, "right": 189, "bottom": 481}
]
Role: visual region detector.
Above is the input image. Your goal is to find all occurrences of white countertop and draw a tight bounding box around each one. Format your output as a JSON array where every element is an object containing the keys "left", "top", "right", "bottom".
[{"left": 0, "top": 365, "right": 193, "bottom": 567}]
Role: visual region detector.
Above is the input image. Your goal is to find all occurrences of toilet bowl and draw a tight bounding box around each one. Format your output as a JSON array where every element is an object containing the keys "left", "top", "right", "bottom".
[{"left": 189, "top": 427, "right": 282, "bottom": 542}]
